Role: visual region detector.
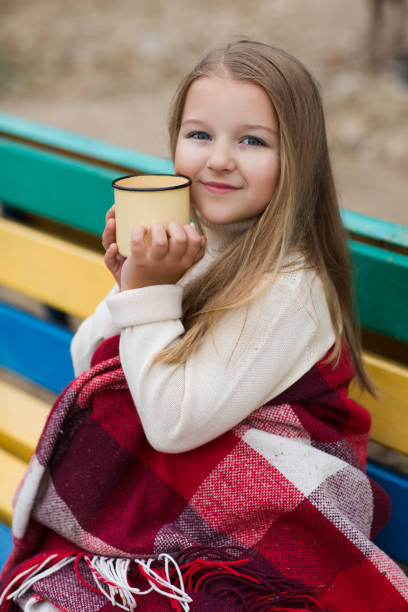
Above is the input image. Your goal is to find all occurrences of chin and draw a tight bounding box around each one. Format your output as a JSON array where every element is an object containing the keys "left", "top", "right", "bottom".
[{"left": 198, "top": 208, "right": 241, "bottom": 225}]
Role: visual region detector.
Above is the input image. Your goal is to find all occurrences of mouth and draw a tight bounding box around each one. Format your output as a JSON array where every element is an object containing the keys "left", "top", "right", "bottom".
[{"left": 201, "top": 181, "right": 240, "bottom": 194}]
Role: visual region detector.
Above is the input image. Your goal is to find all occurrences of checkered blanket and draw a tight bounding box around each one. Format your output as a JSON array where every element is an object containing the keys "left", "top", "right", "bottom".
[{"left": 1, "top": 335, "right": 408, "bottom": 611}]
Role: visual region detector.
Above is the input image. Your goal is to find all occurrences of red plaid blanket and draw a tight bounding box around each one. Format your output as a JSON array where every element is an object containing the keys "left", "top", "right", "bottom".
[{"left": 1, "top": 335, "right": 407, "bottom": 611}]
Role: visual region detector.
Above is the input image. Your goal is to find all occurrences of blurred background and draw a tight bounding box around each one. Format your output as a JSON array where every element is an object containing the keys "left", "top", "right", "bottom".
[{"left": 0, "top": 0, "right": 407, "bottom": 223}]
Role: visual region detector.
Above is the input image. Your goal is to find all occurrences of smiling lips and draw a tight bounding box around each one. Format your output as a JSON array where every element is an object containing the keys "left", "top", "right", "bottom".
[{"left": 202, "top": 181, "right": 240, "bottom": 194}]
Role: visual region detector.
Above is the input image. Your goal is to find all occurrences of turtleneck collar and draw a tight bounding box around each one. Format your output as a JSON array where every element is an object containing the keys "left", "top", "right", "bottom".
[{"left": 197, "top": 214, "right": 259, "bottom": 256}]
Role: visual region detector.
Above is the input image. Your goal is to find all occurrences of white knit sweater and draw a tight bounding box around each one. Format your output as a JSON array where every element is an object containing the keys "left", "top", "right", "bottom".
[{"left": 70, "top": 218, "right": 335, "bottom": 454}]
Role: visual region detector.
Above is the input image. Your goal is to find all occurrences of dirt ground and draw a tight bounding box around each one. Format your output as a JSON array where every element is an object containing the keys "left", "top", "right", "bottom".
[{"left": 0, "top": 0, "right": 407, "bottom": 224}]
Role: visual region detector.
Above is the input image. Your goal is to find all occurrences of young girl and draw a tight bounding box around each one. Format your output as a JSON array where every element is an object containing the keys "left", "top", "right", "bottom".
[{"left": 1, "top": 39, "right": 408, "bottom": 612}]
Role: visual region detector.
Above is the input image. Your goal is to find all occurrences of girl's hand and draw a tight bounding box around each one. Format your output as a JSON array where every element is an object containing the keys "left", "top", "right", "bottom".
[
  {"left": 102, "top": 205, "right": 126, "bottom": 288},
  {"left": 120, "top": 221, "right": 206, "bottom": 292}
]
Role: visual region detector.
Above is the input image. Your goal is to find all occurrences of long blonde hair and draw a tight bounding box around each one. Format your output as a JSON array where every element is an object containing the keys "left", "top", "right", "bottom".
[{"left": 159, "top": 39, "right": 373, "bottom": 394}]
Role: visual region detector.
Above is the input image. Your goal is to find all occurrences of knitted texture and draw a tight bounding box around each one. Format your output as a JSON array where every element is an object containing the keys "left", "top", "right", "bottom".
[{"left": 1, "top": 336, "right": 408, "bottom": 611}]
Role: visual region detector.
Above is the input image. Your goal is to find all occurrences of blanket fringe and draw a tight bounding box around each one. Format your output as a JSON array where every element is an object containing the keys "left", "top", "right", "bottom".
[
  {"left": 0, "top": 552, "right": 192, "bottom": 612},
  {"left": 0, "top": 549, "right": 323, "bottom": 611},
  {"left": 0, "top": 554, "right": 76, "bottom": 609},
  {"left": 174, "top": 546, "right": 323, "bottom": 611}
]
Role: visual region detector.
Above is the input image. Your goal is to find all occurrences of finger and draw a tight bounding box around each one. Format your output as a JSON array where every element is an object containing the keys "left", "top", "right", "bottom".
[
  {"left": 105, "top": 204, "right": 116, "bottom": 223},
  {"left": 183, "top": 224, "right": 205, "bottom": 263},
  {"left": 102, "top": 217, "right": 116, "bottom": 251},
  {"left": 104, "top": 243, "right": 126, "bottom": 287},
  {"left": 129, "top": 226, "right": 147, "bottom": 260},
  {"left": 167, "top": 222, "right": 188, "bottom": 259},
  {"left": 104, "top": 242, "right": 119, "bottom": 270},
  {"left": 149, "top": 224, "right": 168, "bottom": 261}
]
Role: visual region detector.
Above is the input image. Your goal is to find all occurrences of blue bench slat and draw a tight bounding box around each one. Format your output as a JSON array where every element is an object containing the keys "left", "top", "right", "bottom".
[
  {"left": 368, "top": 459, "right": 408, "bottom": 563},
  {"left": 0, "top": 522, "right": 13, "bottom": 572},
  {"left": 0, "top": 301, "right": 74, "bottom": 394}
]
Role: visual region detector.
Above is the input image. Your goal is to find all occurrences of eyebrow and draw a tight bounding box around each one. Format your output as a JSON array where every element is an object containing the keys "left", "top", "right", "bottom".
[
  {"left": 243, "top": 124, "right": 279, "bottom": 136},
  {"left": 181, "top": 119, "right": 278, "bottom": 136}
]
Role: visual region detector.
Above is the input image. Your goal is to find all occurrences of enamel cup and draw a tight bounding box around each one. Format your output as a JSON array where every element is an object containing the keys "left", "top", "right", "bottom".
[{"left": 112, "top": 174, "right": 192, "bottom": 257}]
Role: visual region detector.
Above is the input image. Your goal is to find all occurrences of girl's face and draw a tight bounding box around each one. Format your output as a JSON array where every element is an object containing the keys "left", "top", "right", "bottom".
[{"left": 174, "top": 75, "right": 280, "bottom": 225}]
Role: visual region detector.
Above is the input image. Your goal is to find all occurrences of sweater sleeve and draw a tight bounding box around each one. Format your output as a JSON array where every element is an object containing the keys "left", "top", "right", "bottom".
[
  {"left": 70, "top": 284, "right": 121, "bottom": 377},
  {"left": 107, "top": 269, "right": 335, "bottom": 453}
]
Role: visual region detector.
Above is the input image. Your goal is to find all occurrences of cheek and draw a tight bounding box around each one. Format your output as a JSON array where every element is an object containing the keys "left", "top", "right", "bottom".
[
  {"left": 174, "top": 141, "right": 195, "bottom": 176},
  {"left": 189, "top": 183, "right": 201, "bottom": 208},
  {"left": 174, "top": 136, "right": 186, "bottom": 173},
  {"left": 173, "top": 150, "right": 182, "bottom": 175},
  {"left": 252, "top": 156, "right": 280, "bottom": 194},
  {"left": 253, "top": 165, "right": 280, "bottom": 210}
]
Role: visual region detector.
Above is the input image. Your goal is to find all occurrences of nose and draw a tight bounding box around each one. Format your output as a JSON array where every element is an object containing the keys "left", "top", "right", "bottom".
[{"left": 206, "top": 139, "right": 236, "bottom": 172}]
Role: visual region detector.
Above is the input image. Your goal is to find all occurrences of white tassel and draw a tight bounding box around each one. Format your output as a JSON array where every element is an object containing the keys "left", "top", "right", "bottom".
[
  {"left": 0, "top": 555, "right": 76, "bottom": 605},
  {"left": 85, "top": 554, "right": 192, "bottom": 611},
  {"left": 86, "top": 556, "right": 136, "bottom": 611},
  {"left": 0, "top": 553, "right": 193, "bottom": 612},
  {"left": 133, "top": 555, "right": 192, "bottom": 611},
  {"left": 0, "top": 562, "right": 42, "bottom": 606}
]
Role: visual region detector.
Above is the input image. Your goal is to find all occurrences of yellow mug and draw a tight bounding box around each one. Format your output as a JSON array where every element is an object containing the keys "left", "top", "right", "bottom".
[{"left": 112, "top": 174, "right": 192, "bottom": 257}]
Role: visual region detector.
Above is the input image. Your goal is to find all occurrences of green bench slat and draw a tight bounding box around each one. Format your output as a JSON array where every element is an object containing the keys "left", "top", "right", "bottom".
[
  {"left": 0, "top": 112, "right": 406, "bottom": 249},
  {"left": 0, "top": 129, "right": 173, "bottom": 236},
  {"left": 349, "top": 240, "right": 408, "bottom": 343},
  {"left": 0, "top": 137, "right": 118, "bottom": 235},
  {"left": 341, "top": 209, "right": 408, "bottom": 250},
  {"left": 0, "top": 111, "right": 174, "bottom": 175},
  {"left": 0, "top": 301, "right": 73, "bottom": 394}
]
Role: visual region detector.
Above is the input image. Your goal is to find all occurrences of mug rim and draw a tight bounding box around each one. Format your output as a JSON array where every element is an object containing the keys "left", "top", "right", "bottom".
[{"left": 112, "top": 173, "right": 192, "bottom": 192}]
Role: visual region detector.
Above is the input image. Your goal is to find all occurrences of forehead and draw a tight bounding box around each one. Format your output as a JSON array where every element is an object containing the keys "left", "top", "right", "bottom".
[{"left": 182, "top": 76, "right": 277, "bottom": 128}]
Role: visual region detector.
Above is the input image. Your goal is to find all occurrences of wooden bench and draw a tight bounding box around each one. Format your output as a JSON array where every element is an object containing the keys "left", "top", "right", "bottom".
[{"left": 0, "top": 111, "right": 407, "bottom": 572}]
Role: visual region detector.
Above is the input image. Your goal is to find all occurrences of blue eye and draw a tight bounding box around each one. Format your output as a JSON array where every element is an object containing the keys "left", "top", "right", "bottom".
[
  {"left": 242, "top": 136, "right": 264, "bottom": 146},
  {"left": 189, "top": 131, "right": 211, "bottom": 140}
]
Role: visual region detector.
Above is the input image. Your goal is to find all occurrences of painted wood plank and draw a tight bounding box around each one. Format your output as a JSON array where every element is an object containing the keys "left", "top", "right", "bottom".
[
  {"left": 368, "top": 460, "right": 408, "bottom": 563},
  {"left": 341, "top": 209, "right": 408, "bottom": 250},
  {"left": 0, "top": 522, "right": 13, "bottom": 571},
  {"left": 0, "top": 136, "right": 117, "bottom": 235},
  {"left": 0, "top": 447, "right": 26, "bottom": 526},
  {"left": 0, "top": 302, "right": 74, "bottom": 394},
  {"left": 0, "top": 217, "right": 114, "bottom": 319},
  {"left": 350, "top": 353, "right": 408, "bottom": 455},
  {"left": 0, "top": 380, "right": 49, "bottom": 463},
  {"left": 2, "top": 211, "right": 407, "bottom": 345},
  {"left": 0, "top": 111, "right": 173, "bottom": 175},
  {"left": 2, "top": 113, "right": 407, "bottom": 253},
  {"left": 349, "top": 240, "right": 408, "bottom": 342},
  {"left": 2, "top": 113, "right": 407, "bottom": 247}
]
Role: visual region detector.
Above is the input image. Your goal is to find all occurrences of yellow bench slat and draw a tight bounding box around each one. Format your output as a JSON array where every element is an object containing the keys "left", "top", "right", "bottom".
[
  {"left": 0, "top": 447, "right": 27, "bottom": 526},
  {"left": 0, "top": 217, "right": 113, "bottom": 319},
  {"left": 351, "top": 352, "right": 408, "bottom": 455},
  {"left": 0, "top": 380, "right": 50, "bottom": 462}
]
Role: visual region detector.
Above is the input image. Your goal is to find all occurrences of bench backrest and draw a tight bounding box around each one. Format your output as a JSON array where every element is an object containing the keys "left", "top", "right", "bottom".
[{"left": 0, "top": 111, "right": 407, "bottom": 563}]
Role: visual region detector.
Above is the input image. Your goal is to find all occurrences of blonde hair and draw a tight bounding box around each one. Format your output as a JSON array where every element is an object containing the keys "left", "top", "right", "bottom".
[{"left": 159, "top": 39, "right": 373, "bottom": 394}]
